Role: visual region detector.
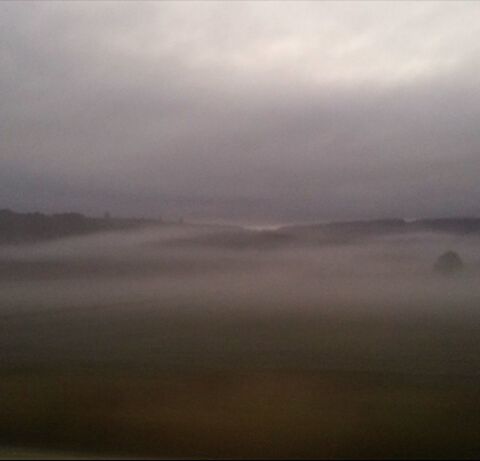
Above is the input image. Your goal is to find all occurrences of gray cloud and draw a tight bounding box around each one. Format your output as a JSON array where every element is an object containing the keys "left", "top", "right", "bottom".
[{"left": 1, "top": 1, "right": 480, "bottom": 223}]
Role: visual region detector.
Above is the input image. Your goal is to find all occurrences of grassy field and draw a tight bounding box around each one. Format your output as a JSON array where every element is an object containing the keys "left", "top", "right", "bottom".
[
  {"left": 1, "top": 369, "right": 480, "bottom": 459},
  {"left": 2, "top": 228, "right": 480, "bottom": 458},
  {"left": 2, "top": 303, "right": 480, "bottom": 459}
]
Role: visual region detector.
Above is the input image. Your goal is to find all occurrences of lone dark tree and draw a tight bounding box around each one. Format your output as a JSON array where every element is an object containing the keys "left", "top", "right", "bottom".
[{"left": 434, "top": 251, "right": 463, "bottom": 275}]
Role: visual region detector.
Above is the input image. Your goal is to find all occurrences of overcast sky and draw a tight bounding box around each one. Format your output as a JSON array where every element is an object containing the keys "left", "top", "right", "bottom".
[{"left": 1, "top": 1, "right": 480, "bottom": 223}]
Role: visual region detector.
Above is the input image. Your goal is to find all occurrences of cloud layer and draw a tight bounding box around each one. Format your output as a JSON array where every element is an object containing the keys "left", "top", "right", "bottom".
[{"left": 2, "top": 1, "right": 480, "bottom": 222}]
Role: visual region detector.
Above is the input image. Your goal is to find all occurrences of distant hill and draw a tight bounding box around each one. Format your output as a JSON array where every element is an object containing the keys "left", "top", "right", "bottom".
[
  {"left": 2, "top": 209, "right": 480, "bottom": 247},
  {"left": 0, "top": 209, "right": 159, "bottom": 244},
  {"left": 281, "top": 217, "right": 480, "bottom": 244}
]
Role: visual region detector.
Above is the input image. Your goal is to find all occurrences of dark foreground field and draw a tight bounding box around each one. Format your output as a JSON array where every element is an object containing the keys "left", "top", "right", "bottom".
[
  {"left": 1, "top": 369, "right": 479, "bottom": 459},
  {"left": 2, "top": 303, "right": 480, "bottom": 459}
]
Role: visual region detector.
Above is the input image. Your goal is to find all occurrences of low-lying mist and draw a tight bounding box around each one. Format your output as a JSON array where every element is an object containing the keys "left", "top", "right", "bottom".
[
  {"left": 2, "top": 223, "right": 480, "bottom": 458},
  {"left": 1, "top": 223, "right": 480, "bottom": 314},
  {"left": 2, "top": 223, "right": 480, "bottom": 375}
]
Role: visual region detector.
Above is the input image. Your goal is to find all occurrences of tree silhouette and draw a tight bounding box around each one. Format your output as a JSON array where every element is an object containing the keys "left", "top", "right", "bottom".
[{"left": 434, "top": 251, "right": 463, "bottom": 275}]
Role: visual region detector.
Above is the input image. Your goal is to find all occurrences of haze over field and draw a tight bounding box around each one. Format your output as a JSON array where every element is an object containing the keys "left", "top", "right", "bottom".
[
  {"left": 1, "top": 222, "right": 480, "bottom": 374},
  {"left": 1, "top": 222, "right": 480, "bottom": 458}
]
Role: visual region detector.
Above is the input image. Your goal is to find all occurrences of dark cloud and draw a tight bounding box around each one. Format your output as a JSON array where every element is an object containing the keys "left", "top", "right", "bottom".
[{"left": 1, "top": 1, "right": 480, "bottom": 223}]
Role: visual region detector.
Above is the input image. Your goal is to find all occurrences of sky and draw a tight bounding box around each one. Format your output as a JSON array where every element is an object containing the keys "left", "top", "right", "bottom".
[{"left": 1, "top": 1, "right": 480, "bottom": 224}]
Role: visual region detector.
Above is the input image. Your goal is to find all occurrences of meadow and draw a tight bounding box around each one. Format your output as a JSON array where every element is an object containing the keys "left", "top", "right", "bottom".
[{"left": 1, "top": 224, "right": 480, "bottom": 458}]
